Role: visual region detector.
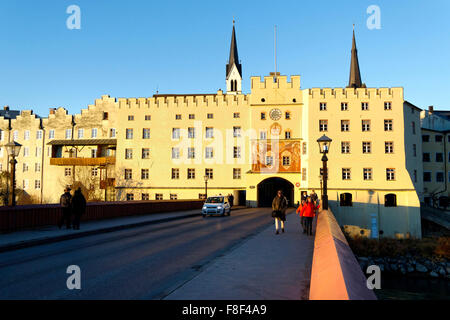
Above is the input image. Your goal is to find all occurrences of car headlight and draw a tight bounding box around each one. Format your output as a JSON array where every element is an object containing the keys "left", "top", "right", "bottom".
[
  {"left": 217, "top": 206, "right": 222, "bottom": 209},
  {"left": 202, "top": 206, "right": 207, "bottom": 209}
]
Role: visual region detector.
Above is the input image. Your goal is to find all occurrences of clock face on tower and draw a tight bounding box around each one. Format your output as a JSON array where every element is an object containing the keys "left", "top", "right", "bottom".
[{"left": 269, "top": 108, "right": 282, "bottom": 121}]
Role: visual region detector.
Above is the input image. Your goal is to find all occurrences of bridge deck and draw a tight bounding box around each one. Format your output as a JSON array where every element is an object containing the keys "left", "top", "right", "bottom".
[{"left": 165, "top": 209, "right": 315, "bottom": 300}]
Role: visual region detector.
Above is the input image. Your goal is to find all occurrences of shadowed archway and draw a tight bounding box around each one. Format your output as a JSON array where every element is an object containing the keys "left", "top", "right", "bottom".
[{"left": 257, "top": 177, "right": 294, "bottom": 207}]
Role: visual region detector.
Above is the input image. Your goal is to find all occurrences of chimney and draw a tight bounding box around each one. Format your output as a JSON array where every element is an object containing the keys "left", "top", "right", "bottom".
[
  {"left": 3, "top": 106, "right": 9, "bottom": 111},
  {"left": 49, "top": 108, "right": 56, "bottom": 115},
  {"left": 429, "top": 106, "right": 434, "bottom": 113}
]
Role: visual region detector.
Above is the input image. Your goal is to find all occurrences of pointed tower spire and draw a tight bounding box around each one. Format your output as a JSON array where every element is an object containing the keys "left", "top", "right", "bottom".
[
  {"left": 226, "top": 20, "right": 242, "bottom": 94},
  {"left": 347, "top": 25, "right": 365, "bottom": 89}
]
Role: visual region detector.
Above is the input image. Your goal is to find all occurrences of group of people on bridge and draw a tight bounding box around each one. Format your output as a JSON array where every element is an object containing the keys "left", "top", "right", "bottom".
[{"left": 271, "top": 190, "right": 320, "bottom": 236}]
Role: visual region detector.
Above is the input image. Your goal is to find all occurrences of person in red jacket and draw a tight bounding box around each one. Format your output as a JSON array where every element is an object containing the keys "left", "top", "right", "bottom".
[{"left": 296, "top": 197, "right": 318, "bottom": 236}]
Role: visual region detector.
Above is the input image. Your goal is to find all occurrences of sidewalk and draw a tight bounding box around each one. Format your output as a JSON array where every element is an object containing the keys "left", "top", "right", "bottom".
[
  {"left": 0, "top": 208, "right": 204, "bottom": 253},
  {"left": 164, "top": 212, "right": 315, "bottom": 300}
]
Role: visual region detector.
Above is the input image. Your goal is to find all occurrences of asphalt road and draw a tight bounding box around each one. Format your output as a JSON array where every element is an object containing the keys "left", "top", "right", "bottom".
[{"left": 0, "top": 207, "right": 276, "bottom": 299}]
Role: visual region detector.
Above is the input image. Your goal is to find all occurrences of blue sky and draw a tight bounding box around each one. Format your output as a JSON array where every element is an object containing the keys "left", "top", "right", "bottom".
[{"left": 0, "top": 0, "right": 449, "bottom": 116}]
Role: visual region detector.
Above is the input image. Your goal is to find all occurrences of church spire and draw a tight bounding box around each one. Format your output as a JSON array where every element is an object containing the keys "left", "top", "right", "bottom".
[
  {"left": 347, "top": 25, "right": 365, "bottom": 89},
  {"left": 226, "top": 20, "right": 242, "bottom": 94}
]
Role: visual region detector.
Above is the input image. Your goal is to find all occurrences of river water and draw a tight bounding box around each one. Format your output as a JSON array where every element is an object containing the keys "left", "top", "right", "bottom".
[{"left": 375, "top": 274, "right": 450, "bottom": 300}]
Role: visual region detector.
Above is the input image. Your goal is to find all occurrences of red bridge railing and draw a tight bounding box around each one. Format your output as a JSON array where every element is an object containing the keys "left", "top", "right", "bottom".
[{"left": 0, "top": 200, "right": 204, "bottom": 233}]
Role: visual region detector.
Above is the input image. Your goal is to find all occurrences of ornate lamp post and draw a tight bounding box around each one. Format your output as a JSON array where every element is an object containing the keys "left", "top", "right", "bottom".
[
  {"left": 203, "top": 175, "right": 209, "bottom": 200},
  {"left": 5, "top": 141, "right": 22, "bottom": 207},
  {"left": 317, "top": 135, "right": 332, "bottom": 210}
]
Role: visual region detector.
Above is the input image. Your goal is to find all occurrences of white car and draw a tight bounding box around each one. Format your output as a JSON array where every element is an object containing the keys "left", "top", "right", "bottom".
[{"left": 202, "top": 196, "right": 231, "bottom": 217}]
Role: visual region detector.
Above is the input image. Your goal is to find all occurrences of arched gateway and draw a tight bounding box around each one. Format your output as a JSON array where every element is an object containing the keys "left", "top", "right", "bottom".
[{"left": 257, "top": 177, "right": 294, "bottom": 207}]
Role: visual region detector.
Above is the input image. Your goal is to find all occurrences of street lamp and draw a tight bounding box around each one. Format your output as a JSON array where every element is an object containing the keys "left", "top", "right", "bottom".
[
  {"left": 203, "top": 175, "right": 209, "bottom": 200},
  {"left": 317, "top": 135, "right": 332, "bottom": 210},
  {"left": 5, "top": 141, "right": 22, "bottom": 207}
]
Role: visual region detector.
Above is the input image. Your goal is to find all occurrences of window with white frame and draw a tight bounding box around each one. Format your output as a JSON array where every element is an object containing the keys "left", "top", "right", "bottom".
[
  {"left": 125, "top": 148, "right": 133, "bottom": 159},
  {"left": 205, "top": 127, "right": 214, "bottom": 139},
  {"left": 91, "top": 128, "right": 98, "bottom": 138},
  {"left": 172, "top": 128, "right": 180, "bottom": 139},
  {"left": 23, "top": 179, "right": 29, "bottom": 190},
  {"left": 233, "top": 146, "right": 241, "bottom": 158},
  {"left": 341, "top": 120, "right": 350, "bottom": 132},
  {"left": 362, "top": 120, "right": 371, "bottom": 132},
  {"left": 233, "top": 112, "right": 240, "bottom": 118},
  {"left": 187, "top": 168, "right": 195, "bottom": 179},
  {"left": 233, "top": 126, "right": 241, "bottom": 137},
  {"left": 282, "top": 156, "right": 291, "bottom": 166},
  {"left": 362, "top": 141, "right": 371, "bottom": 154},
  {"left": 341, "top": 141, "right": 350, "bottom": 154},
  {"left": 205, "top": 168, "right": 213, "bottom": 179},
  {"left": 65, "top": 129, "right": 72, "bottom": 139},
  {"left": 188, "top": 127, "right": 195, "bottom": 138},
  {"left": 13, "top": 131, "right": 18, "bottom": 141},
  {"left": 342, "top": 168, "right": 351, "bottom": 180},
  {"left": 386, "top": 168, "right": 396, "bottom": 181},
  {"left": 319, "top": 102, "right": 327, "bottom": 111},
  {"left": 142, "top": 148, "right": 150, "bottom": 159},
  {"left": 36, "top": 130, "right": 43, "bottom": 140},
  {"left": 124, "top": 169, "right": 132, "bottom": 180},
  {"left": 384, "top": 102, "right": 392, "bottom": 110},
  {"left": 0, "top": 129, "right": 3, "bottom": 141},
  {"left": 319, "top": 120, "right": 328, "bottom": 132},
  {"left": 207, "top": 113, "right": 213, "bottom": 119},
  {"left": 143, "top": 128, "right": 150, "bottom": 139},
  {"left": 233, "top": 168, "right": 241, "bottom": 179},
  {"left": 188, "top": 147, "right": 195, "bottom": 159},
  {"left": 49, "top": 130, "right": 55, "bottom": 139},
  {"left": 385, "top": 142, "right": 394, "bottom": 154},
  {"left": 285, "top": 131, "right": 291, "bottom": 139},
  {"left": 24, "top": 130, "right": 30, "bottom": 141},
  {"left": 172, "top": 147, "right": 180, "bottom": 159},
  {"left": 361, "top": 102, "right": 369, "bottom": 111},
  {"left": 265, "top": 155, "right": 274, "bottom": 166},
  {"left": 302, "top": 168, "right": 307, "bottom": 181},
  {"left": 205, "top": 147, "right": 214, "bottom": 159},
  {"left": 172, "top": 168, "right": 179, "bottom": 179},
  {"left": 110, "top": 128, "right": 116, "bottom": 138},
  {"left": 92, "top": 167, "right": 98, "bottom": 177},
  {"left": 384, "top": 120, "right": 393, "bottom": 131},
  {"left": 363, "top": 168, "right": 373, "bottom": 181},
  {"left": 23, "top": 163, "right": 29, "bottom": 172},
  {"left": 126, "top": 128, "right": 133, "bottom": 139},
  {"left": 35, "top": 163, "right": 41, "bottom": 172},
  {"left": 23, "top": 147, "right": 29, "bottom": 157},
  {"left": 141, "top": 169, "right": 149, "bottom": 180},
  {"left": 341, "top": 102, "right": 348, "bottom": 111},
  {"left": 65, "top": 168, "right": 72, "bottom": 176},
  {"left": 78, "top": 128, "right": 84, "bottom": 139}
]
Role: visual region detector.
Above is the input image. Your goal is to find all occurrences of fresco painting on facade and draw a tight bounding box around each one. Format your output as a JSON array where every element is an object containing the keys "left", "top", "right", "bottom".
[{"left": 0, "top": 23, "right": 442, "bottom": 240}]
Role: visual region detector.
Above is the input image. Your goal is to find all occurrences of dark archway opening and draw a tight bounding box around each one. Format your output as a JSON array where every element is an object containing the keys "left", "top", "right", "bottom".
[{"left": 257, "top": 177, "right": 294, "bottom": 207}]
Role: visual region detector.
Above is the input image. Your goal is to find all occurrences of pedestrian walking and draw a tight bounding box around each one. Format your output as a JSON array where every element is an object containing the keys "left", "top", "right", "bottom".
[
  {"left": 272, "top": 190, "right": 288, "bottom": 235},
  {"left": 58, "top": 187, "right": 72, "bottom": 229},
  {"left": 296, "top": 199, "right": 307, "bottom": 233},
  {"left": 71, "top": 187, "right": 86, "bottom": 230},
  {"left": 299, "top": 196, "right": 319, "bottom": 236},
  {"left": 228, "top": 193, "right": 234, "bottom": 209},
  {"left": 310, "top": 189, "right": 318, "bottom": 203}
]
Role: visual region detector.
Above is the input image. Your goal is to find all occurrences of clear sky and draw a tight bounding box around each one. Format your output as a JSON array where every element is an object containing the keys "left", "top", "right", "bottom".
[{"left": 0, "top": 0, "right": 449, "bottom": 116}]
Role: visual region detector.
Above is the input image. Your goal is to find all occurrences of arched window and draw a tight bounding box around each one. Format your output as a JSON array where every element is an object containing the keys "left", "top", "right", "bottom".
[
  {"left": 385, "top": 194, "right": 397, "bottom": 207},
  {"left": 340, "top": 193, "right": 352, "bottom": 207}
]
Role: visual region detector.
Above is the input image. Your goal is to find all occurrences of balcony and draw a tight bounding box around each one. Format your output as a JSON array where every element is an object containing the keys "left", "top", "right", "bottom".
[{"left": 50, "top": 157, "right": 116, "bottom": 166}]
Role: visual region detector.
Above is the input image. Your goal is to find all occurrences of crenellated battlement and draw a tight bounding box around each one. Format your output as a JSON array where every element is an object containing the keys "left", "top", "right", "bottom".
[
  {"left": 250, "top": 75, "right": 301, "bottom": 91},
  {"left": 307, "top": 87, "right": 404, "bottom": 100}
]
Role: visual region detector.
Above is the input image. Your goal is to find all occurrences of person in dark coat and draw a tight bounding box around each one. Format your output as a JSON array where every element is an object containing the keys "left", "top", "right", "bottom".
[
  {"left": 228, "top": 194, "right": 234, "bottom": 209},
  {"left": 58, "top": 187, "right": 72, "bottom": 229},
  {"left": 272, "top": 190, "right": 288, "bottom": 235},
  {"left": 71, "top": 187, "right": 87, "bottom": 230}
]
